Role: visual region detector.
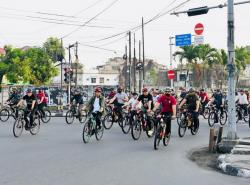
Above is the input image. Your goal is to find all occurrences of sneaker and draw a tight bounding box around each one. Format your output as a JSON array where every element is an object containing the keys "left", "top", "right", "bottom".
[{"left": 147, "top": 130, "right": 154, "bottom": 136}]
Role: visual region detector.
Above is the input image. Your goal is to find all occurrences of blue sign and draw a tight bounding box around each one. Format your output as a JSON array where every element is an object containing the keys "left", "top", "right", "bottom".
[{"left": 175, "top": 34, "right": 192, "bottom": 46}]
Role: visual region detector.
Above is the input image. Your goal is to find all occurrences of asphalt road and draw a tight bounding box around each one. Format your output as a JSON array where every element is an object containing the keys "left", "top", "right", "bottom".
[{"left": 0, "top": 117, "right": 249, "bottom": 185}]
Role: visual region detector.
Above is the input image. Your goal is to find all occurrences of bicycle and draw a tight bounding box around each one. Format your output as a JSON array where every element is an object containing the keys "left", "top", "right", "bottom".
[
  {"left": 236, "top": 104, "right": 249, "bottom": 123},
  {"left": 153, "top": 113, "right": 171, "bottom": 150},
  {"left": 65, "top": 104, "right": 87, "bottom": 124},
  {"left": 121, "top": 109, "right": 137, "bottom": 134},
  {"left": 0, "top": 103, "right": 17, "bottom": 122},
  {"left": 103, "top": 105, "right": 125, "bottom": 130},
  {"left": 13, "top": 109, "right": 40, "bottom": 138},
  {"left": 178, "top": 110, "right": 199, "bottom": 137},
  {"left": 36, "top": 108, "right": 51, "bottom": 123},
  {"left": 131, "top": 109, "right": 155, "bottom": 140},
  {"left": 208, "top": 105, "right": 227, "bottom": 127},
  {"left": 82, "top": 112, "right": 104, "bottom": 143}
]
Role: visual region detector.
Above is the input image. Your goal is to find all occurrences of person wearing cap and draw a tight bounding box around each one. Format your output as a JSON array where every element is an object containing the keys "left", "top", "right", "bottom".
[
  {"left": 153, "top": 88, "right": 177, "bottom": 135},
  {"left": 83, "top": 87, "right": 105, "bottom": 129},
  {"left": 133, "top": 87, "right": 154, "bottom": 135},
  {"left": 179, "top": 88, "right": 200, "bottom": 129},
  {"left": 16, "top": 89, "right": 37, "bottom": 130},
  {"left": 235, "top": 89, "right": 249, "bottom": 117},
  {"left": 70, "top": 89, "right": 84, "bottom": 118},
  {"left": 109, "top": 86, "right": 128, "bottom": 119}
]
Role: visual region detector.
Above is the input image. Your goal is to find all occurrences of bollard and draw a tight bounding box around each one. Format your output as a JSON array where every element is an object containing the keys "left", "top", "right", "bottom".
[
  {"left": 217, "top": 126, "right": 224, "bottom": 145},
  {"left": 209, "top": 128, "right": 215, "bottom": 152}
]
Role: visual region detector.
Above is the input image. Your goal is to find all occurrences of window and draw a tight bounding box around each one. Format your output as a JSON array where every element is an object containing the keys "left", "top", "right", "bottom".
[
  {"left": 91, "top": 78, "right": 96, "bottom": 83},
  {"left": 106, "top": 79, "right": 110, "bottom": 81},
  {"left": 100, "top": 77, "right": 104, "bottom": 84}
]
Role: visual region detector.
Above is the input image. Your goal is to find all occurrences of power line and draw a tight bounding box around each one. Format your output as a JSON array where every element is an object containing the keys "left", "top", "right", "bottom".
[
  {"left": 74, "top": 0, "right": 106, "bottom": 16},
  {"left": 78, "top": 43, "right": 119, "bottom": 53},
  {"left": 61, "top": 0, "right": 120, "bottom": 39}
]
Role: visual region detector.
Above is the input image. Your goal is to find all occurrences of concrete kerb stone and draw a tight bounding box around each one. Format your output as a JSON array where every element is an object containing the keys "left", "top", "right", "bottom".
[{"left": 217, "top": 155, "right": 250, "bottom": 178}]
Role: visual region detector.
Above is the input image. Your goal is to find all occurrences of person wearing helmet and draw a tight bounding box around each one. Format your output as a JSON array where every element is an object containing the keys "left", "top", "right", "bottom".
[
  {"left": 6, "top": 87, "right": 20, "bottom": 107},
  {"left": 153, "top": 88, "right": 177, "bottom": 135},
  {"left": 207, "top": 89, "right": 225, "bottom": 123},
  {"left": 16, "top": 89, "right": 37, "bottom": 130},
  {"left": 70, "top": 89, "right": 84, "bottom": 118},
  {"left": 83, "top": 87, "right": 105, "bottom": 129},
  {"left": 199, "top": 89, "right": 209, "bottom": 115},
  {"left": 179, "top": 88, "right": 200, "bottom": 129}
]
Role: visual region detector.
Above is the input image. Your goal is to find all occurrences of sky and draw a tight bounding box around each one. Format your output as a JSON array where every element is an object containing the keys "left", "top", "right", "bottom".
[{"left": 0, "top": 0, "right": 250, "bottom": 69}]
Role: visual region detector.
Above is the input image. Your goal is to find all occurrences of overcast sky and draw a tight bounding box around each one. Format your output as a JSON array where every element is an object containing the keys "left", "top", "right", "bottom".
[{"left": 0, "top": 0, "right": 250, "bottom": 69}]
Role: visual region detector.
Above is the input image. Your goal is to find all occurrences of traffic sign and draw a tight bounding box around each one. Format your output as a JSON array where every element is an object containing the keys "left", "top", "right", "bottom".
[
  {"left": 175, "top": 34, "right": 192, "bottom": 46},
  {"left": 136, "top": 62, "right": 143, "bottom": 70},
  {"left": 194, "top": 23, "right": 204, "bottom": 35},
  {"left": 194, "top": 35, "right": 204, "bottom": 45},
  {"left": 167, "top": 70, "right": 175, "bottom": 80}
]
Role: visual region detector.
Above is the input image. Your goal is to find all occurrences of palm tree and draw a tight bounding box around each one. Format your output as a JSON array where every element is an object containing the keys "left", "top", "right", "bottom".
[
  {"left": 174, "top": 45, "right": 199, "bottom": 88},
  {"left": 196, "top": 44, "right": 220, "bottom": 88}
]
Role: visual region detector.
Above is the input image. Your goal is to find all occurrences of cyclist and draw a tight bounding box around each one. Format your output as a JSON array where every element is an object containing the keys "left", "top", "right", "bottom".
[
  {"left": 70, "top": 89, "right": 84, "bottom": 119},
  {"left": 109, "top": 86, "right": 128, "bottom": 120},
  {"left": 128, "top": 92, "right": 138, "bottom": 110},
  {"left": 133, "top": 87, "right": 154, "bottom": 135},
  {"left": 179, "top": 88, "right": 200, "bottom": 129},
  {"left": 6, "top": 87, "right": 20, "bottom": 107},
  {"left": 199, "top": 89, "right": 209, "bottom": 114},
  {"left": 236, "top": 89, "right": 249, "bottom": 116},
  {"left": 153, "top": 88, "right": 177, "bottom": 134},
  {"left": 83, "top": 87, "right": 105, "bottom": 129},
  {"left": 16, "top": 89, "right": 37, "bottom": 130},
  {"left": 107, "top": 88, "right": 116, "bottom": 100},
  {"left": 152, "top": 89, "right": 159, "bottom": 104},
  {"left": 207, "top": 89, "right": 225, "bottom": 123},
  {"left": 36, "top": 89, "right": 47, "bottom": 117}
]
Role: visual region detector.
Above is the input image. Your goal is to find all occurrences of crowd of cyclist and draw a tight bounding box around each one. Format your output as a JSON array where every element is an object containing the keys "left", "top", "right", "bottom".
[{"left": 1, "top": 85, "right": 250, "bottom": 141}]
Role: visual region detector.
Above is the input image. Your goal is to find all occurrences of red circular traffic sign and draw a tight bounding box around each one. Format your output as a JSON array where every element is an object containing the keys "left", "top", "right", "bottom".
[
  {"left": 167, "top": 70, "right": 175, "bottom": 80},
  {"left": 194, "top": 23, "right": 204, "bottom": 35}
]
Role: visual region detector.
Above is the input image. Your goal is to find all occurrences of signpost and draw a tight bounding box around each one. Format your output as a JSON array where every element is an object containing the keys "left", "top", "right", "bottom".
[
  {"left": 175, "top": 34, "right": 192, "bottom": 46},
  {"left": 194, "top": 23, "right": 204, "bottom": 35},
  {"left": 167, "top": 70, "right": 175, "bottom": 80},
  {"left": 194, "top": 35, "right": 204, "bottom": 45}
]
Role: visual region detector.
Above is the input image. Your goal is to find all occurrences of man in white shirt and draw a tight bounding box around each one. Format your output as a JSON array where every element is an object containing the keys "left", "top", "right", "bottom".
[{"left": 236, "top": 90, "right": 249, "bottom": 116}]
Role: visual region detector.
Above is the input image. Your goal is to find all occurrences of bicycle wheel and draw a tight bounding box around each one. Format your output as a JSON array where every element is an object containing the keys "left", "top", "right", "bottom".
[
  {"left": 66, "top": 110, "right": 75, "bottom": 124},
  {"left": 178, "top": 119, "right": 186, "bottom": 138},
  {"left": 203, "top": 107, "right": 210, "bottom": 119},
  {"left": 13, "top": 118, "right": 24, "bottom": 137},
  {"left": 191, "top": 119, "right": 199, "bottom": 135},
  {"left": 154, "top": 125, "right": 162, "bottom": 150},
  {"left": 82, "top": 122, "right": 91, "bottom": 143},
  {"left": 0, "top": 109, "right": 10, "bottom": 122},
  {"left": 41, "top": 110, "right": 51, "bottom": 123},
  {"left": 30, "top": 117, "right": 40, "bottom": 135},
  {"left": 95, "top": 122, "right": 104, "bottom": 141},
  {"left": 219, "top": 111, "right": 227, "bottom": 126},
  {"left": 208, "top": 112, "right": 216, "bottom": 127},
  {"left": 131, "top": 117, "right": 142, "bottom": 140},
  {"left": 163, "top": 124, "right": 171, "bottom": 146},
  {"left": 79, "top": 111, "right": 88, "bottom": 124},
  {"left": 103, "top": 113, "right": 113, "bottom": 129},
  {"left": 177, "top": 112, "right": 183, "bottom": 126},
  {"left": 121, "top": 114, "right": 131, "bottom": 134},
  {"left": 243, "top": 113, "right": 249, "bottom": 123}
]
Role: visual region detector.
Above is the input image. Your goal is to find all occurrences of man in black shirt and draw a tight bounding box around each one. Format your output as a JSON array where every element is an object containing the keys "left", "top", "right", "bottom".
[
  {"left": 17, "top": 89, "right": 37, "bottom": 130},
  {"left": 6, "top": 87, "right": 20, "bottom": 106},
  {"left": 70, "top": 89, "right": 84, "bottom": 117}
]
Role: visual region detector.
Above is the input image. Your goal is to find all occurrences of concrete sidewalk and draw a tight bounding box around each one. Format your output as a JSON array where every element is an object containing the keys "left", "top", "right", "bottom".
[{"left": 217, "top": 138, "right": 250, "bottom": 178}]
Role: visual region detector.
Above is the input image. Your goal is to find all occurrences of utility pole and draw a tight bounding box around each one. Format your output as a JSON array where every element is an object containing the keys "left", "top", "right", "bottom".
[
  {"left": 139, "top": 40, "right": 142, "bottom": 93},
  {"left": 125, "top": 45, "right": 128, "bottom": 90},
  {"left": 169, "top": 37, "right": 174, "bottom": 88},
  {"left": 60, "top": 38, "right": 64, "bottom": 111},
  {"left": 128, "top": 31, "right": 132, "bottom": 93},
  {"left": 142, "top": 17, "right": 145, "bottom": 86},
  {"left": 75, "top": 42, "right": 78, "bottom": 88},
  {"left": 68, "top": 44, "right": 72, "bottom": 104},
  {"left": 227, "top": 0, "right": 237, "bottom": 140},
  {"left": 133, "top": 33, "right": 136, "bottom": 93}
]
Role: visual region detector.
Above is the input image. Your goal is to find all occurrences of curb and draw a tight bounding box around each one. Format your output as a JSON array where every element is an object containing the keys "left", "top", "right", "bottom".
[{"left": 217, "top": 155, "right": 250, "bottom": 178}]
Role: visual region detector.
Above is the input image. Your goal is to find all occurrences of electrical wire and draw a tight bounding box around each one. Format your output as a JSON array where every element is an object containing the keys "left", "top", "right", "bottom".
[
  {"left": 78, "top": 43, "right": 119, "bottom": 53},
  {"left": 74, "top": 0, "right": 106, "bottom": 16},
  {"left": 61, "top": 0, "right": 120, "bottom": 39}
]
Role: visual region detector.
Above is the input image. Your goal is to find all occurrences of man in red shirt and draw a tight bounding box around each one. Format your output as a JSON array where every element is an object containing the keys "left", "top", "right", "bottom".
[
  {"left": 199, "top": 89, "right": 209, "bottom": 114},
  {"left": 153, "top": 88, "right": 176, "bottom": 134},
  {"left": 37, "top": 89, "right": 48, "bottom": 117}
]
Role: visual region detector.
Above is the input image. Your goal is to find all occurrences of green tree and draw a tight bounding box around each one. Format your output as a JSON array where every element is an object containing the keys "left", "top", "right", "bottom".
[
  {"left": 43, "top": 37, "right": 65, "bottom": 62},
  {"left": 25, "top": 47, "right": 58, "bottom": 85},
  {"left": 174, "top": 45, "right": 199, "bottom": 87}
]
